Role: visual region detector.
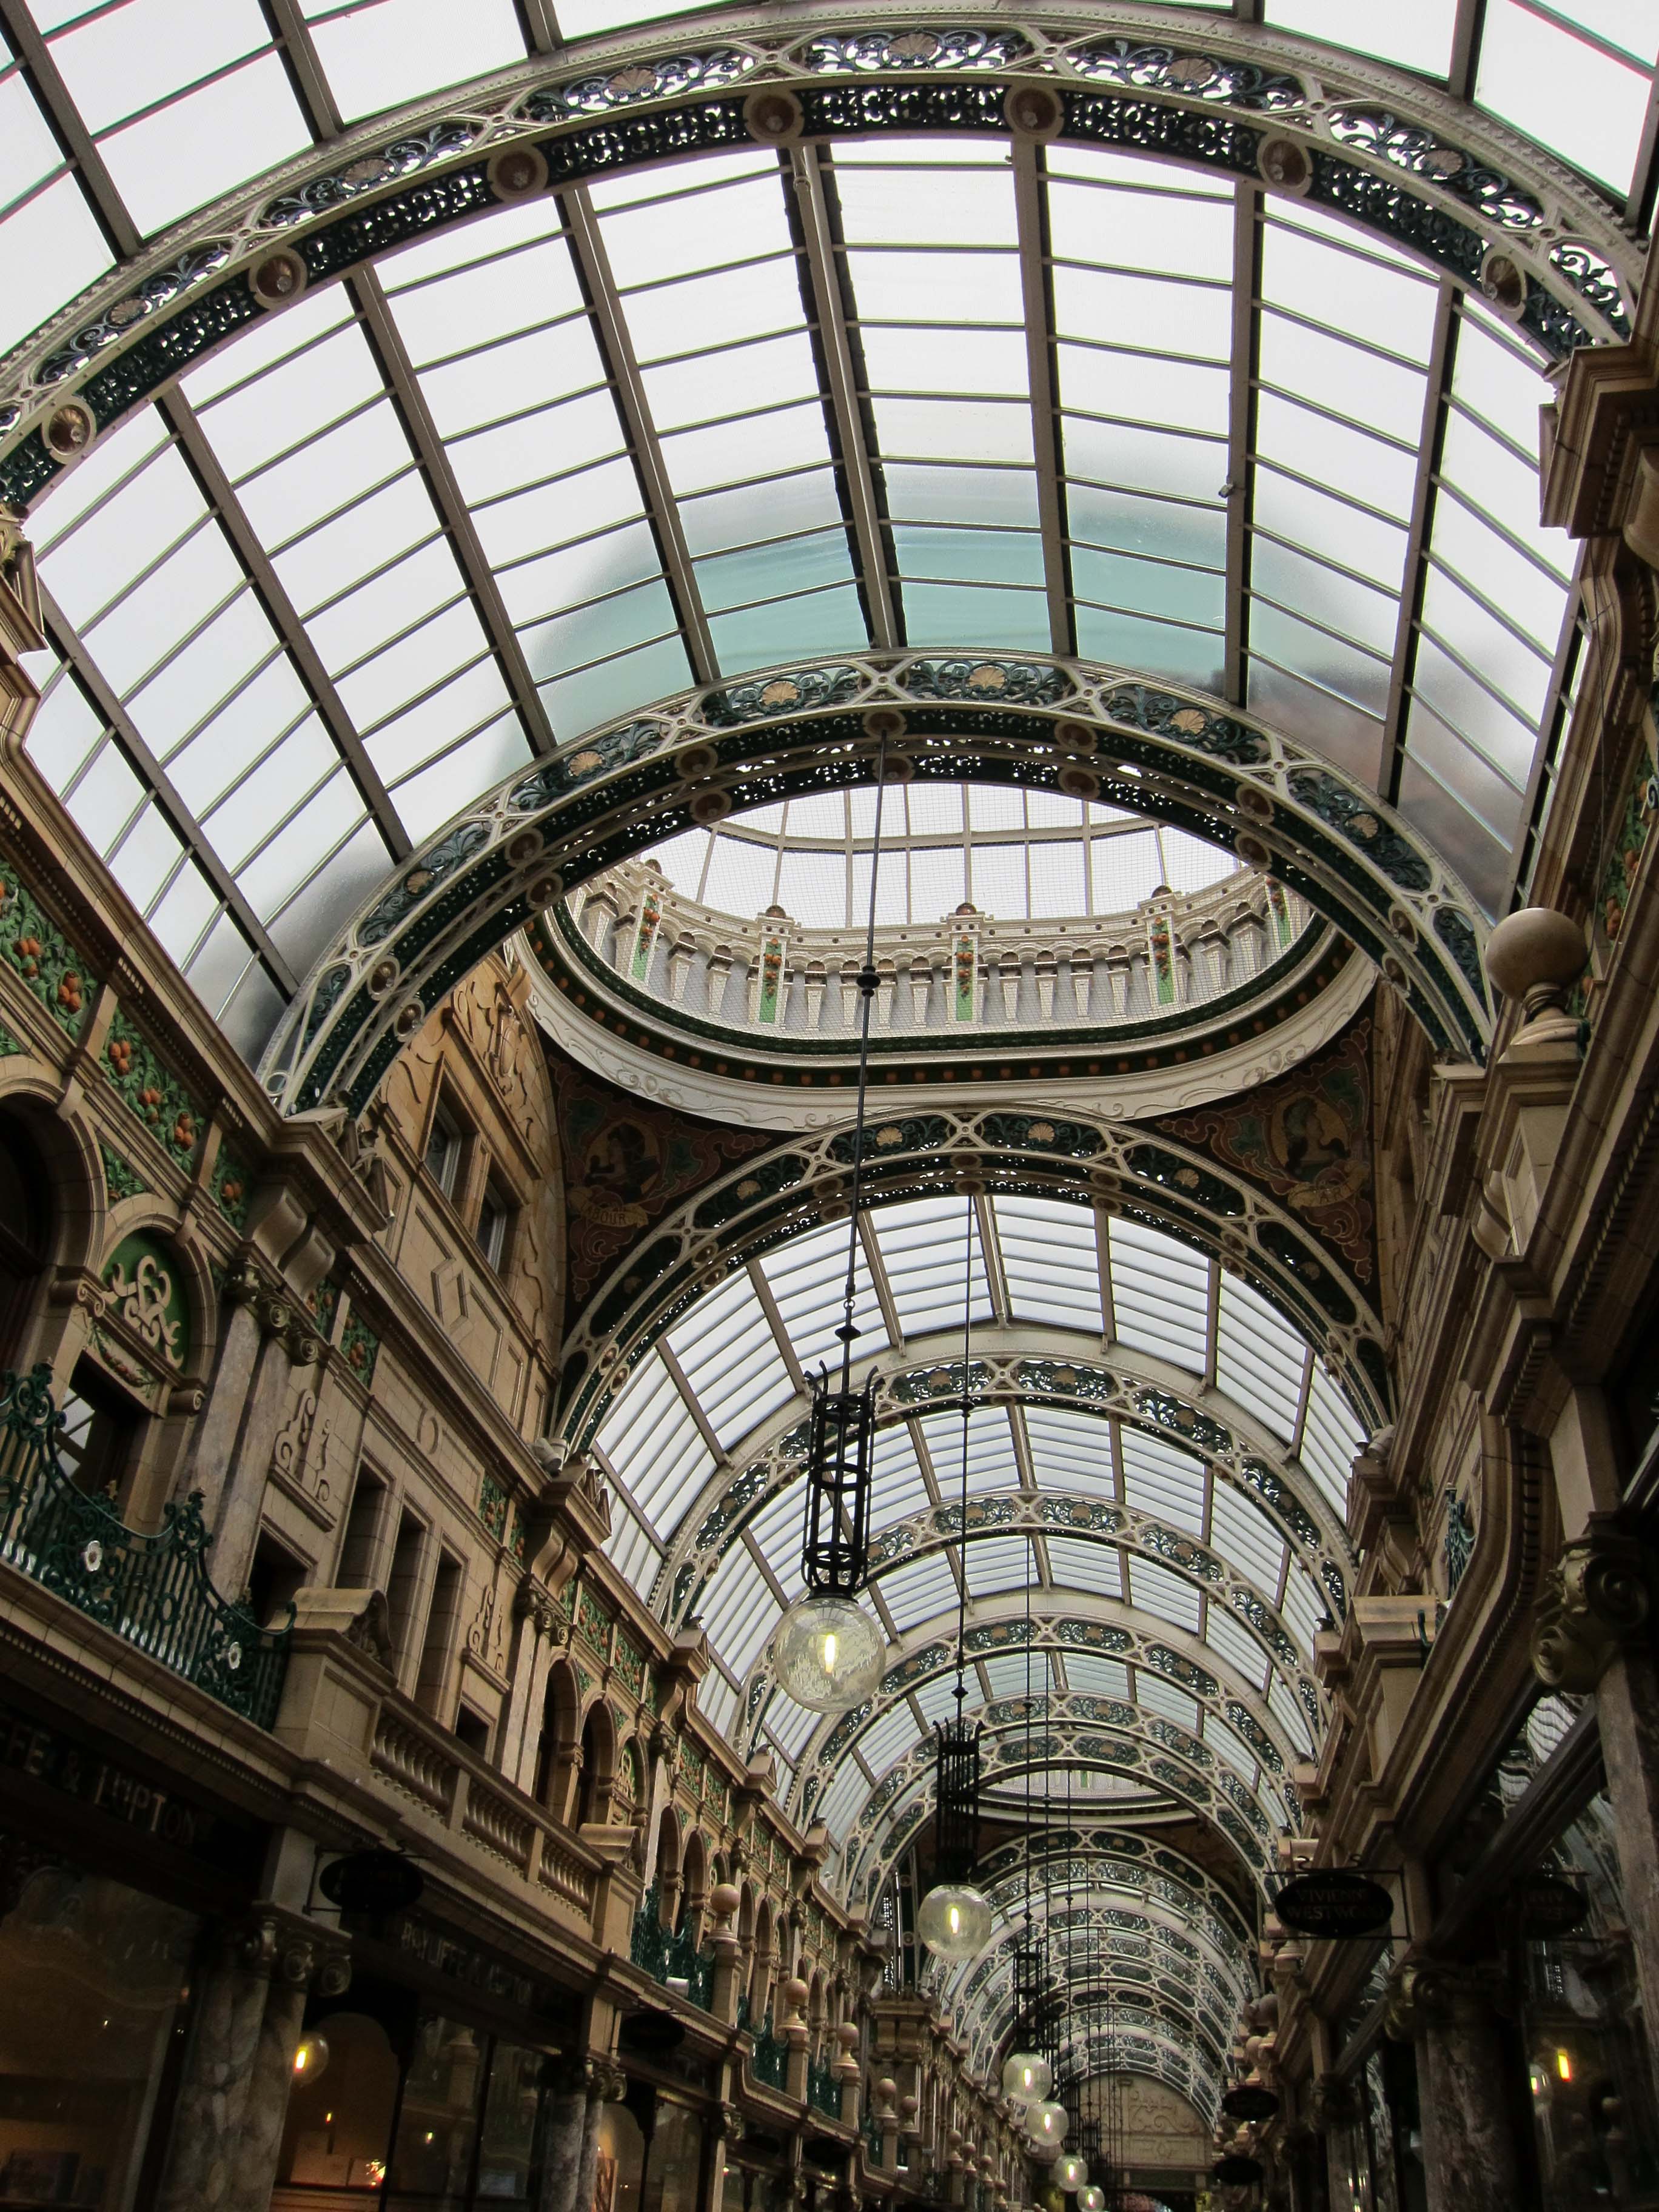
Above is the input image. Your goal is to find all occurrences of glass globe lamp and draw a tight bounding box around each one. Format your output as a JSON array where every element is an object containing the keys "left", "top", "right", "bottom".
[
  {"left": 1024, "top": 2101, "right": 1069, "bottom": 2150},
  {"left": 1003, "top": 2052, "right": 1053, "bottom": 2105},
  {"left": 1078, "top": 2189, "right": 1105, "bottom": 2210},
  {"left": 774, "top": 1595, "right": 885, "bottom": 1712},
  {"left": 292, "top": 2033, "right": 329, "bottom": 2082},
  {"left": 916, "top": 1882, "right": 994, "bottom": 1958},
  {"left": 1052, "top": 2153, "right": 1087, "bottom": 2191}
]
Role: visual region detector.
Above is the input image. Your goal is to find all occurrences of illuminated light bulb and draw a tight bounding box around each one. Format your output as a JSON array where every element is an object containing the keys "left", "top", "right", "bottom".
[
  {"left": 1053, "top": 2153, "right": 1087, "bottom": 2190},
  {"left": 1557, "top": 2050, "right": 1572, "bottom": 2082},
  {"left": 775, "top": 1595, "right": 885, "bottom": 1713},
  {"left": 1078, "top": 2188, "right": 1105, "bottom": 2210},
  {"left": 1024, "top": 2101, "right": 1068, "bottom": 2149},
  {"left": 916, "top": 1882, "right": 994, "bottom": 1958},
  {"left": 292, "top": 2034, "right": 330, "bottom": 2082},
  {"left": 1003, "top": 2053, "right": 1053, "bottom": 2106}
]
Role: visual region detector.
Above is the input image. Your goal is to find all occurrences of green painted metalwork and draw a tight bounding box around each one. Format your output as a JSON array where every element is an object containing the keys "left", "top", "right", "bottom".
[
  {"left": 751, "top": 2012, "right": 788, "bottom": 2090},
  {"left": 0, "top": 1364, "right": 291, "bottom": 1728},
  {"left": 807, "top": 2056, "right": 842, "bottom": 2119},
  {"left": 629, "top": 1888, "right": 715, "bottom": 2007}
]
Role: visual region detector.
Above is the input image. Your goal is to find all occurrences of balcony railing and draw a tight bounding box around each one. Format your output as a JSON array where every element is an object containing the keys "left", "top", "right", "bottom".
[
  {"left": 0, "top": 1364, "right": 290, "bottom": 1728},
  {"left": 630, "top": 1886, "right": 714, "bottom": 2007},
  {"left": 808, "top": 2056, "right": 842, "bottom": 2118}
]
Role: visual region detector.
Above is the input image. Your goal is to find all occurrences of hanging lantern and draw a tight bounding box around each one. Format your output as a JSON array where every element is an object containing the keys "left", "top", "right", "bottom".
[
  {"left": 1052, "top": 2154, "right": 1087, "bottom": 2191},
  {"left": 1077, "top": 2189, "right": 1105, "bottom": 2211},
  {"left": 771, "top": 746, "right": 896, "bottom": 1715},
  {"left": 1025, "top": 2101, "right": 1069, "bottom": 2150},
  {"left": 292, "top": 2033, "right": 330, "bottom": 2082},
  {"left": 920, "top": 1700, "right": 991, "bottom": 1956},
  {"left": 1003, "top": 2051, "right": 1054, "bottom": 2106}
]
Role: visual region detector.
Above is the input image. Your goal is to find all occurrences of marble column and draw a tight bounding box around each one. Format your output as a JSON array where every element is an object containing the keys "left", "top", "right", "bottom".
[
  {"left": 1390, "top": 1965, "right": 1521, "bottom": 2212},
  {"left": 538, "top": 2065, "right": 592, "bottom": 2212},
  {"left": 153, "top": 1929, "right": 271, "bottom": 2212},
  {"left": 154, "top": 1910, "right": 349, "bottom": 2212},
  {"left": 1532, "top": 1517, "right": 1659, "bottom": 2096},
  {"left": 226, "top": 1971, "right": 310, "bottom": 2212}
]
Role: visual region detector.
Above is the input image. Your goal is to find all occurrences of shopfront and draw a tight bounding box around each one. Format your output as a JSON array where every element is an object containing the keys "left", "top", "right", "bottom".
[
  {"left": 272, "top": 1911, "right": 585, "bottom": 2210},
  {"left": 0, "top": 1684, "right": 266, "bottom": 2211}
]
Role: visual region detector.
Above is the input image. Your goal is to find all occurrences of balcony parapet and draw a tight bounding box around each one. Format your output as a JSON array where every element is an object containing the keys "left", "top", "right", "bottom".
[{"left": 555, "top": 860, "right": 1312, "bottom": 1051}]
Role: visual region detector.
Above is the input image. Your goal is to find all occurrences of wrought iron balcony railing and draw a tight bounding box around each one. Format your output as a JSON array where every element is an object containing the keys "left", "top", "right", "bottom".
[
  {"left": 807, "top": 2055, "right": 842, "bottom": 2118},
  {"left": 0, "top": 1364, "right": 291, "bottom": 1729},
  {"left": 629, "top": 1886, "right": 715, "bottom": 2008}
]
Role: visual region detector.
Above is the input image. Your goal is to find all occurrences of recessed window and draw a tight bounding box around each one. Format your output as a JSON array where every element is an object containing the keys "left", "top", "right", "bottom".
[
  {"left": 424, "top": 1096, "right": 464, "bottom": 1199},
  {"left": 455, "top": 1705, "right": 491, "bottom": 1758},
  {"left": 55, "top": 1358, "right": 138, "bottom": 1501},
  {"left": 476, "top": 1179, "right": 514, "bottom": 1272}
]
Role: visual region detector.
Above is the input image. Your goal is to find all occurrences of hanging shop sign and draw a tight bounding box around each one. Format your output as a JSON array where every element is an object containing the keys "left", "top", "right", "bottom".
[
  {"left": 1273, "top": 1870, "right": 1393, "bottom": 1939},
  {"left": 1222, "top": 2085, "right": 1280, "bottom": 2122},
  {"left": 1215, "top": 2155, "right": 1264, "bottom": 2185},
  {"left": 1510, "top": 1874, "right": 1589, "bottom": 1937},
  {"left": 320, "top": 1848, "right": 424, "bottom": 1916}
]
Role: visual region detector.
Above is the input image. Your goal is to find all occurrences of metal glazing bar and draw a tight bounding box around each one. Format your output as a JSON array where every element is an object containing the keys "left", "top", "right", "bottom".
[
  {"left": 1379, "top": 279, "right": 1460, "bottom": 802},
  {"left": 260, "top": 0, "right": 344, "bottom": 138},
  {"left": 559, "top": 185, "right": 719, "bottom": 685},
  {"left": 1447, "top": 0, "right": 1486, "bottom": 101},
  {"left": 38, "top": 588, "right": 301, "bottom": 994},
  {"left": 518, "top": 0, "right": 563, "bottom": 52},
  {"left": 789, "top": 144, "right": 897, "bottom": 651},
  {"left": 1011, "top": 141, "right": 1072, "bottom": 659},
  {"left": 1503, "top": 549, "right": 1587, "bottom": 904},
  {"left": 0, "top": 0, "right": 139, "bottom": 256},
  {"left": 158, "top": 389, "right": 414, "bottom": 862},
  {"left": 352, "top": 269, "right": 561, "bottom": 756},
  {"left": 1224, "top": 185, "right": 1259, "bottom": 706}
]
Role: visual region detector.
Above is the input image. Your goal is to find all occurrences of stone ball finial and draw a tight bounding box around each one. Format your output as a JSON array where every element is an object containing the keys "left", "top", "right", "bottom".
[
  {"left": 784, "top": 1976, "right": 809, "bottom": 2013},
  {"left": 1484, "top": 906, "right": 1586, "bottom": 1017},
  {"left": 837, "top": 2021, "right": 861, "bottom": 2051}
]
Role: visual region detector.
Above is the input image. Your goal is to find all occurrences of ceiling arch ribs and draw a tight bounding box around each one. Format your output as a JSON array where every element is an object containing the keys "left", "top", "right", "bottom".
[
  {"left": 0, "top": 6, "right": 1637, "bottom": 474},
  {"left": 557, "top": 1095, "right": 1389, "bottom": 1467},
  {"left": 975, "top": 1826, "right": 1255, "bottom": 1960},
  {"left": 950, "top": 1908, "right": 1241, "bottom": 2059},
  {"left": 817, "top": 1683, "right": 1296, "bottom": 1899},
  {"left": 654, "top": 1329, "right": 1356, "bottom": 1619},
  {"left": 249, "top": 651, "right": 1488, "bottom": 1128}
]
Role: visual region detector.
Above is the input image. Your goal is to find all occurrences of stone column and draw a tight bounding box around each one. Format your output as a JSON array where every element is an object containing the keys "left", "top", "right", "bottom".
[
  {"left": 574, "top": 2064, "right": 623, "bottom": 2212},
  {"left": 155, "top": 1909, "right": 350, "bottom": 2212},
  {"left": 541, "top": 2059, "right": 598, "bottom": 2212},
  {"left": 1532, "top": 1515, "right": 1659, "bottom": 2089},
  {"left": 1385, "top": 1963, "right": 1521, "bottom": 2212},
  {"left": 500, "top": 1586, "right": 558, "bottom": 1791},
  {"left": 207, "top": 1264, "right": 324, "bottom": 1595},
  {"left": 153, "top": 1927, "right": 271, "bottom": 2212}
]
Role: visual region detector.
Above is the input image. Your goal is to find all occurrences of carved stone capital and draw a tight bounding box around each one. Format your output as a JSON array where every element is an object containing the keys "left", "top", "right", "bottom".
[
  {"left": 235, "top": 1907, "right": 352, "bottom": 1996},
  {"left": 1305, "top": 2072, "right": 1357, "bottom": 2131},
  {"left": 1532, "top": 1521, "right": 1653, "bottom": 1692},
  {"left": 1383, "top": 1957, "right": 1503, "bottom": 2042},
  {"left": 513, "top": 1580, "right": 560, "bottom": 1637}
]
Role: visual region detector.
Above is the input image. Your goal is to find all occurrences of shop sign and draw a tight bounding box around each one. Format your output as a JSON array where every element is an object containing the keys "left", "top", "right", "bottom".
[
  {"left": 0, "top": 1692, "right": 256, "bottom": 1876},
  {"left": 1511, "top": 1874, "right": 1589, "bottom": 1937},
  {"left": 1221, "top": 2085, "right": 1279, "bottom": 2122},
  {"left": 1215, "top": 2156, "right": 1264, "bottom": 2185},
  {"left": 320, "top": 1848, "right": 424, "bottom": 1915},
  {"left": 1273, "top": 1870, "right": 1393, "bottom": 1939}
]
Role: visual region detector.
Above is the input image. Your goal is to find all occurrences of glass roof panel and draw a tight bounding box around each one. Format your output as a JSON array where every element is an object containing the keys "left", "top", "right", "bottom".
[
  {"left": 1024, "top": 1407, "right": 1116, "bottom": 1497},
  {"left": 1060, "top": 1651, "right": 1132, "bottom": 1699},
  {"left": 993, "top": 1195, "right": 1104, "bottom": 1332},
  {"left": 1045, "top": 1533, "right": 1125, "bottom": 1598},
  {"left": 699, "top": 1544, "right": 779, "bottom": 1677},
  {"left": 759, "top": 1223, "right": 886, "bottom": 1375},
  {"left": 1119, "top": 1429, "right": 1207, "bottom": 1537},
  {"left": 1207, "top": 1486, "right": 1289, "bottom": 1601},
  {"left": 1298, "top": 1367, "right": 1366, "bottom": 1510},
  {"left": 1475, "top": 0, "right": 1655, "bottom": 193},
  {"left": 1125, "top": 1557, "right": 1204, "bottom": 1635},
  {"left": 1262, "top": 0, "right": 1457, "bottom": 73},
  {"left": 666, "top": 1268, "right": 794, "bottom": 1451},
  {"left": 877, "top": 1552, "right": 962, "bottom": 1632},
  {"left": 1107, "top": 1220, "right": 1210, "bottom": 1372},
  {"left": 1207, "top": 1606, "right": 1271, "bottom": 1698},
  {"left": 594, "top": 1349, "right": 717, "bottom": 1534},
  {"left": 916, "top": 1406, "right": 1021, "bottom": 1499},
  {"left": 870, "top": 1196, "right": 995, "bottom": 1340}
]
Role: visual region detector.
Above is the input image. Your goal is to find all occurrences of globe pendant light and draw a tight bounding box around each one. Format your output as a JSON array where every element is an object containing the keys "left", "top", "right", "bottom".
[
  {"left": 771, "top": 724, "right": 899, "bottom": 1712},
  {"left": 776, "top": 1592, "right": 884, "bottom": 1711},
  {"left": 1053, "top": 2153, "right": 1087, "bottom": 2192},
  {"left": 1025, "top": 2101, "right": 1069, "bottom": 2151},
  {"left": 1002, "top": 2051, "right": 1053, "bottom": 2106},
  {"left": 919, "top": 1195, "right": 993, "bottom": 1959},
  {"left": 1076, "top": 2189, "right": 1104, "bottom": 2211}
]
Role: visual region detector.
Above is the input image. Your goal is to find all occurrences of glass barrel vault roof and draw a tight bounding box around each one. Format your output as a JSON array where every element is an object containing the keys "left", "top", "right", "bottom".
[{"left": 0, "top": 1, "right": 1634, "bottom": 1055}]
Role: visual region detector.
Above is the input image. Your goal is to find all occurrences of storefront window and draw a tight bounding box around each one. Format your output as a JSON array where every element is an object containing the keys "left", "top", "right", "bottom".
[
  {"left": 275, "top": 2011, "right": 400, "bottom": 2196},
  {"left": 0, "top": 1841, "right": 198, "bottom": 2211},
  {"left": 1521, "top": 1785, "right": 1659, "bottom": 2209},
  {"left": 593, "top": 2100, "right": 645, "bottom": 2212},
  {"left": 640, "top": 2102, "right": 703, "bottom": 2212}
]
